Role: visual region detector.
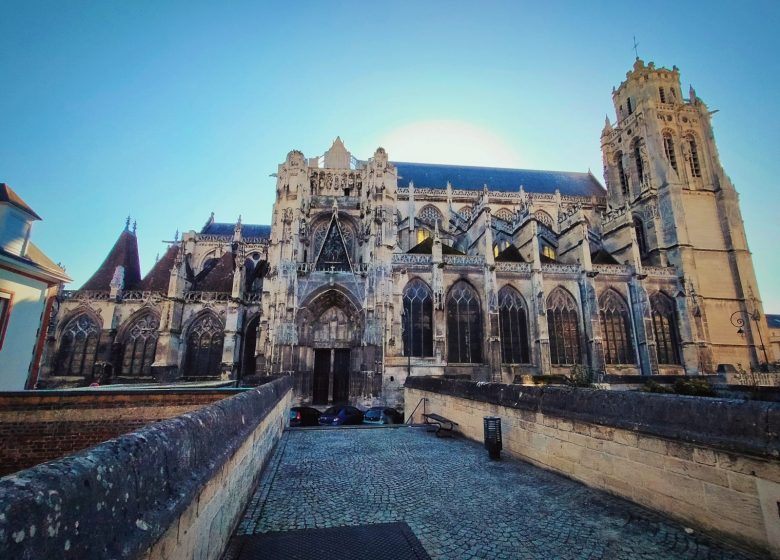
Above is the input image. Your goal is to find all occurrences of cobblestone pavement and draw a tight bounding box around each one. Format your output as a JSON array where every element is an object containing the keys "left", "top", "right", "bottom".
[{"left": 233, "top": 427, "right": 760, "bottom": 560}]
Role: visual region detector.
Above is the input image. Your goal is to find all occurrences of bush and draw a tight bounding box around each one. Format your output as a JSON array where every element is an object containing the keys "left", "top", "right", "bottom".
[
  {"left": 641, "top": 380, "right": 673, "bottom": 394},
  {"left": 564, "top": 364, "right": 601, "bottom": 388},
  {"left": 673, "top": 378, "right": 716, "bottom": 397}
]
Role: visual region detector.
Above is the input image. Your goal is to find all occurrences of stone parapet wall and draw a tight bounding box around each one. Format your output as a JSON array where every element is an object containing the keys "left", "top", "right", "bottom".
[
  {"left": 0, "top": 388, "right": 247, "bottom": 477},
  {"left": 0, "top": 376, "right": 293, "bottom": 560},
  {"left": 405, "top": 377, "right": 780, "bottom": 558}
]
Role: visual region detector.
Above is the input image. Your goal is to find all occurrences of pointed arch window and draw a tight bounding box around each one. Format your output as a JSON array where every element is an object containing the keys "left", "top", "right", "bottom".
[
  {"left": 403, "top": 279, "right": 433, "bottom": 358},
  {"left": 634, "top": 217, "right": 648, "bottom": 257},
  {"left": 494, "top": 208, "right": 514, "bottom": 222},
  {"left": 447, "top": 281, "right": 482, "bottom": 363},
  {"left": 546, "top": 288, "right": 581, "bottom": 366},
  {"left": 687, "top": 136, "right": 702, "bottom": 178},
  {"left": 651, "top": 293, "right": 682, "bottom": 365},
  {"left": 615, "top": 151, "right": 628, "bottom": 196},
  {"left": 57, "top": 314, "right": 100, "bottom": 376},
  {"left": 120, "top": 314, "right": 159, "bottom": 376},
  {"left": 599, "top": 290, "right": 635, "bottom": 365},
  {"left": 498, "top": 287, "right": 530, "bottom": 364},
  {"left": 418, "top": 205, "right": 443, "bottom": 228},
  {"left": 632, "top": 138, "right": 645, "bottom": 184},
  {"left": 315, "top": 218, "right": 352, "bottom": 272},
  {"left": 184, "top": 313, "right": 224, "bottom": 377},
  {"left": 663, "top": 132, "right": 678, "bottom": 173}
]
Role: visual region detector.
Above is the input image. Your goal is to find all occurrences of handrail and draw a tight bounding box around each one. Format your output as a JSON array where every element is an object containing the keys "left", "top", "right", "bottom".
[{"left": 405, "top": 397, "right": 427, "bottom": 424}]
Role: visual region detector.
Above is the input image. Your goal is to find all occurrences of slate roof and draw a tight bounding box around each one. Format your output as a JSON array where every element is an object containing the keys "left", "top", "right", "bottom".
[
  {"left": 591, "top": 248, "right": 620, "bottom": 265},
  {"left": 393, "top": 162, "right": 606, "bottom": 197},
  {"left": 140, "top": 244, "right": 179, "bottom": 292},
  {"left": 495, "top": 245, "right": 526, "bottom": 263},
  {"left": 0, "top": 183, "right": 42, "bottom": 220},
  {"left": 201, "top": 223, "right": 271, "bottom": 238},
  {"left": 195, "top": 252, "right": 234, "bottom": 292},
  {"left": 766, "top": 314, "right": 780, "bottom": 329},
  {"left": 406, "top": 237, "right": 464, "bottom": 255},
  {"left": 81, "top": 229, "right": 142, "bottom": 291}
]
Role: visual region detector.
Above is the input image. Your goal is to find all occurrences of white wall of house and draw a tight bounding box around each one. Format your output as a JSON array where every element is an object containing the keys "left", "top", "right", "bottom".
[{"left": 0, "top": 270, "right": 48, "bottom": 390}]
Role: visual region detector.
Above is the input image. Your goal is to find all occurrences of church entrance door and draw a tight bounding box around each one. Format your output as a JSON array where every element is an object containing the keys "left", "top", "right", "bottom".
[
  {"left": 333, "top": 349, "right": 350, "bottom": 404},
  {"left": 312, "top": 348, "right": 351, "bottom": 405},
  {"left": 313, "top": 350, "right": 330, "bottom": 405}
]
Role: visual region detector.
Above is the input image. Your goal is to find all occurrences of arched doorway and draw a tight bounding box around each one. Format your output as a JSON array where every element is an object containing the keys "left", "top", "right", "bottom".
[{"left": 298, "top": 289, "right": 361, "bottom": 405}]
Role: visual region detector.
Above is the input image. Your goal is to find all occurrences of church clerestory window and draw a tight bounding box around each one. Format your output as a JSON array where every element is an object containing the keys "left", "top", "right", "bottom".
[
  {"left": 651, "top": 292, "right": 682, "bottom": 365},
  {"left": 663, "top": 132, "right": 678, "bottom": 174},
  {"left": 447, "top": 281, "right": 482, "bottom": 363},
  {"left": 56, "top": 314, "right": 100, "bottom": 376},
  {"left": 546, "top": 288, "right": 582, "bottom": 366},
  {"left": 184, "top": 313, "right": 224, "bottom": 377},
  {"left": 120, "top": 313, "right": 159, "bottom": 376},
  {"left": 402, "top": 279, "right": 433, "bottom": 358},
  {"left": 599, "top": 290, "right": 635, "bottom": 365},
  {"left": 498, "top": 287, "right": 530, "bottom": 364}
]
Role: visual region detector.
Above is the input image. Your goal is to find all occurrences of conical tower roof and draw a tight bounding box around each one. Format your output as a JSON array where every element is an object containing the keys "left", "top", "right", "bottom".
[{"left": 80, "top": 226, "right": 142, "bottom": 291}]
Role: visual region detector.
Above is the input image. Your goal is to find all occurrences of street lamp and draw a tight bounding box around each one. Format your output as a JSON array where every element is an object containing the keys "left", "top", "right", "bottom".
[{"left": 730, "top": 309, "right": 770, "bottom": 369}]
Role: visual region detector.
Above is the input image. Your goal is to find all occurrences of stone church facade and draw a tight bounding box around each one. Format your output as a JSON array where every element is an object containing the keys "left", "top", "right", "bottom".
[{"left": 40, "top": 59, "right": 771, "bottom": 406}]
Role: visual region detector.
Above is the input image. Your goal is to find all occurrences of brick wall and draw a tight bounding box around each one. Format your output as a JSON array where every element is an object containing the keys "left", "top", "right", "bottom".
[
  {"left": 405, "top": 377, "right": 780, "bottom": 559},
  {"left": 0, "top": 389, "right": 245, "bottom": 476}
]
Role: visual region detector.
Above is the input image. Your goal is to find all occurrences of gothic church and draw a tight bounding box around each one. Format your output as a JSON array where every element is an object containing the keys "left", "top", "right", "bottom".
[{"left": 40, "top": 59, "right": 770, "bottom": 407}]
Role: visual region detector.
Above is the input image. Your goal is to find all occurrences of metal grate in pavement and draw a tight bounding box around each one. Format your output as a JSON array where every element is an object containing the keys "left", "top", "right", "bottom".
[{"left": 225, "top": 522, "right": 431, "bottom": 560}]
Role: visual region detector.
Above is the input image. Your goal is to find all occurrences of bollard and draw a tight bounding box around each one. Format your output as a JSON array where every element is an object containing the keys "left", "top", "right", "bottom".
[{"left": 483, "top": 416, "right": 502, "bottom": 460}]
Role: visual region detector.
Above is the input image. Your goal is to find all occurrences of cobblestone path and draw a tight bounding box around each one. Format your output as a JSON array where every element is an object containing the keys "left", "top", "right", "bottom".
[{"left": 233, "top": 427, "right": 759, "bottom": 560}]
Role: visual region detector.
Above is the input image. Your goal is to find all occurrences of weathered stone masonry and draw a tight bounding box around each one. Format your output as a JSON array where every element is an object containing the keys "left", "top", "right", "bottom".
[
  {"left": 0, "top": 376, "right": 292, "bottom": 560},
  {"left": 405, "top": 377, "right": 780, "bottom": 558}
]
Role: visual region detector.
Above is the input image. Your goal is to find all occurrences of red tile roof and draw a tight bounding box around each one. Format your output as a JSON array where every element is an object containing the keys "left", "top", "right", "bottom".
[{"left": 80, "top": 229, "right": 142, "bottom": 291}]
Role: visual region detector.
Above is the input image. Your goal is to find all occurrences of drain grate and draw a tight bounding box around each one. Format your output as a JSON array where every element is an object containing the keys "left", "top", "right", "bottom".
[{"left": 226, "top": 522, "right": 431, "bottom": 560}]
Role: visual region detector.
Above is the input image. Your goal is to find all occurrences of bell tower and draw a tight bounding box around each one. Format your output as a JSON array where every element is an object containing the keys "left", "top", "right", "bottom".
[{"left": 601, "top": 58, "right": 771, "bottom": 372}]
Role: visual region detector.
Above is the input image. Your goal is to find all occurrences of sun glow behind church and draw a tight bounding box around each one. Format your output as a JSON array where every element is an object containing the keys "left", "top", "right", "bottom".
[{"left": 379, "top": 120, "right": 524, "bottom": 169}]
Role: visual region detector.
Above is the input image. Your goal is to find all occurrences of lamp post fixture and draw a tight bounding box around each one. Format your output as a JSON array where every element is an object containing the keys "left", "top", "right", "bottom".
[{"left": 730, "top": 308, "right": 770, "bottom": 369}]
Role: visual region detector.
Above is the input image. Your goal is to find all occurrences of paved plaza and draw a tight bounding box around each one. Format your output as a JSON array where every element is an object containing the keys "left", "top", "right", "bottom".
[{"left": 229, "top": 427, "right": 760, "bottom": 560}]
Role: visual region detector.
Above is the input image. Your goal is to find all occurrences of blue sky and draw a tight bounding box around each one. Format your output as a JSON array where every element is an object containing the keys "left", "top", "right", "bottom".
[{"left": 2, "top": 1, "right": 779, "bottom": 308}]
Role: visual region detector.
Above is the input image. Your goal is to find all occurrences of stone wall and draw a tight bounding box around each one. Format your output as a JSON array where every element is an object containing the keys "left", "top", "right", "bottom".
[
  {"left": 0, "top": 376, "right": 292, "bottom": 560},
  {"left": 405, "top": 377, "right": 780, "bottom": 558},
  {"left": 0, "top": 388, "right": 245, "bottom": 477}
]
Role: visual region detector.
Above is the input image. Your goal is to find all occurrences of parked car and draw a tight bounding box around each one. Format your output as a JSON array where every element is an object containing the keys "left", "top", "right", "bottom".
[
  {"left": 318, "top": 405, "right": 364, "bottom": 426},
  {"left": 363, "top": 406, "right": 404, "bottom": 425},
  {"left": 290, "top": 406, "right": 321, "bottom": 427}
]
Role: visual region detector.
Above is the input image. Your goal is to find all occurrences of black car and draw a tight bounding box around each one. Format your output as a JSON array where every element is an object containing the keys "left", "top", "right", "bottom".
[
  {"left": 363, "top": 406, "right": 404, "bottom": 425},
  {"left": 318, "top": 405, "right": 364, "bottom": 426},
  {"left": 290, "top": 406, "right": 321, "bottom": 427}
]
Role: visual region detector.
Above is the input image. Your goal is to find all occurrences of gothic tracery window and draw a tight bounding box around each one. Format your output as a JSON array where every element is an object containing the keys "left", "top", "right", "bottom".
[
  {"left": 403, "top": 279, "right": 433, "bottom": 358},
  {"left": 534, "top": 210, "right": 554, "bottom": 229},
  {"left": 632, "top": 138, "right": 645, "bottom": 184},
  {"left": 615, "top": 151, "right": 628, "bottom": 196},
  {"left": 663, "top": 132, "right": 678, "bottom": 174},
  {"left": 56, "top": 314, "right": 100, "bottom": 376},
  {"left": 651, "top": 292, "right": 682, "bottom": 365},
  {"left": 498, "top": 286, "right": 530, "bottom": 364},
  {"left": 687, "top": 136, "right": 702, "bottom": 178},
  {"left": 418, "top": 205, "right": 443, "bottom": 227},
  {"left": 546, "top": 288, "right": 581, "bottom": 366},
  {"left": 121, "top": 313, "right": 159, "bottom": 376},
  {"left": 447, "top": 281, "right": 482, "bottom": 363},
  {"left": 494, "top": 208, "right": 514, "bottom": 222},
  {"left": 458, "top": 206, "right": 473, "bottom": 222},
  {"left": 312, "top": 219, "right": 354, "bottom": 262},
  {"left": 599, "top": 290, "right": 635, "bottom": 365},
  {"left": 184, "top": 313, "right": 224, "bottom": 377},
  {"left": 634, "top": 217, "right": 648, "bottom": 257}
]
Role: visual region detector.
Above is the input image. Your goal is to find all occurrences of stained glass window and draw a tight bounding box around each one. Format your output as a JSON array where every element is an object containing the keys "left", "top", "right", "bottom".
[
  {"left": 184, "top": 313, "right": 224, "bottom": 377},
  {"left": 599, "top": 290, "right": 635, "bottom": 365},
  {"left": 121, "top": 314, "right": 159, "bottom": 376},
  {"left": 447, "top": 281, "right": 482, "bottom": 363},
  {"left": 547, "top": 288, "right": 581, "bottom": 366},
  {"left": 403, "top": 279, "right": 433, "bottom": 358},
  {"left": 57, "top": 314, "right": 100, "bottom": 376},
  {"left": 498, "top": 286, "right": 530, "bottom": 364}
]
